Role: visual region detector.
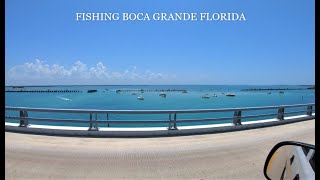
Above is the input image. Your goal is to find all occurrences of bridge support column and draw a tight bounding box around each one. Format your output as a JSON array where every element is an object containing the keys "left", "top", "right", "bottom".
[
  {"left": 88, "top": 113, "right": 99, "bottom": 131},
  {"left": 233, "top": 110, "right": 242, "bottom": 125},
  {"left": 19, "top": 111, "right": 29, "bottom": 127},
  {"left": 168, "top": 113, "right": 178, "bottom": 130},
  {"left": 307, "top": 105, "right": 313, "bottom": 116},
  {"left": 277, "top": 107, "right": 285, "bottom": 120}
]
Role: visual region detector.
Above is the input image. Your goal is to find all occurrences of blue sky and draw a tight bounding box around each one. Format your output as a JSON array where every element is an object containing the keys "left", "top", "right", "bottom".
[{"left": 5, "top": 0, "right": 315, "bottom": 85}]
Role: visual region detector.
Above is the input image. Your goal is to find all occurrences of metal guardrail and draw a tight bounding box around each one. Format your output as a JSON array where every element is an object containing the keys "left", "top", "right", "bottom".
[{"left": 5, "top": 103, "right": 315, "bottom": 131}]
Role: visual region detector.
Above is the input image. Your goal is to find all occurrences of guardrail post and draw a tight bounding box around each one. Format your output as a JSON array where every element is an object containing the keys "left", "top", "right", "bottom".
[
  {"left": 94, "top": 113, "right": 99, "bottom": 130},
  {"left": 89, "top": 113, "right": 92, "bottom": 130},
  {"left": 173, "top": 113, "right": 178, "bottom": 130},
  {"left": 233, "top": 110, "right": 242, "bottom": 125},
  {"left": 168, "top": 113, "right": 178, "bottom": 130},
  {"left": 307, "top": 105, "right": 313, "bottom": 116},
  {"left": 88, "top": 113, "right": 99, "bottom": 131},
  {"left": 277, "top": 107, "right": 285, "bottom": 120},
  {"left": 19, "top": 110, "right": 29, "bottom": 127},
  {"left": 168, "top": 113, "right": 172, "bottom": 130},
  {"left": 107, "top": 113, "right": 110, "bottom": 127}
]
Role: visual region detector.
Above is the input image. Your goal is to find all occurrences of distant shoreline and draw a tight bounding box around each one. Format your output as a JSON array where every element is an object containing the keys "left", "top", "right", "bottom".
[
  {"left": 241, "top": 87, "right": 315, "bottom": 91},
  {"left": 5, "top": 84, "right": 315, "bottom": 87}
]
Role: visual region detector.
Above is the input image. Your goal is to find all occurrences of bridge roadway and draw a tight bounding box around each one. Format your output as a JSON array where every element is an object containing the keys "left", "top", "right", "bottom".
[{"left": 5, "top": 120, "right": 315, "bottom": 180}]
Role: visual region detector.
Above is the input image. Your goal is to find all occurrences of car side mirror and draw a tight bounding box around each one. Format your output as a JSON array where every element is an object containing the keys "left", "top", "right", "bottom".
[{"left": 263, "top": 141, "right": 315, "bottom": 180}]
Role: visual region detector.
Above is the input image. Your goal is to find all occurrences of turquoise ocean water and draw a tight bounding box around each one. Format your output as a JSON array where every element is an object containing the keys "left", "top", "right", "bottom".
[{"left": 5, "top": 85, "right": 315, "bottom": 127}]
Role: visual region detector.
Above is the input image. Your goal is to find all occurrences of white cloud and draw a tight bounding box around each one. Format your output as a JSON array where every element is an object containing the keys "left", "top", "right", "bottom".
[{"left": 6, "top": 59, "right": 175, "bottom": 85}]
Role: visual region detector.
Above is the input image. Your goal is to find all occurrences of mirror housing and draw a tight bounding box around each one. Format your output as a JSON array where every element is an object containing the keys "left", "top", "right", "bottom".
[{"left": 264, "top": 141, "right": 315, "bottom": 180}]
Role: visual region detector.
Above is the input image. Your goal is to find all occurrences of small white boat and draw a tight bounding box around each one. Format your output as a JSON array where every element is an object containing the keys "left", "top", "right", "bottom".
[
  {"left": 137, "top": 95, "right": 144, "bottom": 100},
  {"left": 159, "top": 92, "right": 166, "bottom": 97},
  {"left": 202, "top": 94, "right": 210, "bottom": 98},
  {"left": 226, "top": 93, "right": 236, "bottom": 97},
  {"left": 212, "top": 94, "right": 218, "bottom": 97}
]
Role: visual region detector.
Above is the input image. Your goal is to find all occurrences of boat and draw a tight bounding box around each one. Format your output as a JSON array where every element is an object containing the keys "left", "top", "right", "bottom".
[
  {"left": 201, "top": 94, "right": 210, "bottom": 98},
  {"left": 212, "top": 94, "right": 218, "bottom": 97},
  {"left": 226, "top": 93, "right": 236, "bottom": 96},
  {"left": 137, "top": 95, "right": 144, "bottom": 100},
  {"left": 132, "top": 92, "right": 137, "bottom": 95},
  {"left": 159, "top": 92, "right": 166, "bottom": 97},
  {"left": 87, "top": 90, "right": 97, "bottom": 93}
]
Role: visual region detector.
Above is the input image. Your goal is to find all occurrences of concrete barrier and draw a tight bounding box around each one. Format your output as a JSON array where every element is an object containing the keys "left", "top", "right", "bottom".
[{"left": 5, "top": 114, "right": 314, "bottom": 137}]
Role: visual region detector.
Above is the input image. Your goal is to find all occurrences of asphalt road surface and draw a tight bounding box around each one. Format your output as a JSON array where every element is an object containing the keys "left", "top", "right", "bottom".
[{"left": 5, "top": 120, "right": 315, "bottom": 180}]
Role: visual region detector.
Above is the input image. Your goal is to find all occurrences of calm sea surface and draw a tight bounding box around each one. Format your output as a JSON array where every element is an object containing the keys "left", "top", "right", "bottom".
[{"left": 5, "top": 85, "right": 315, "bottom": 127}]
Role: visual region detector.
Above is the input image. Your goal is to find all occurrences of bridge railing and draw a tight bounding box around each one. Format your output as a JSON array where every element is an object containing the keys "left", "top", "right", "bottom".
[{"left": 5, "top": 103, "right": 315, "bottom": 131}]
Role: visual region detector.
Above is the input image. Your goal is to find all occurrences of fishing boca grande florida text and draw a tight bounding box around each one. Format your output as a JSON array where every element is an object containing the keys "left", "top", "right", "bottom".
[{"left": 75, "top": 12, "right": 246, "bottom": 21}]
